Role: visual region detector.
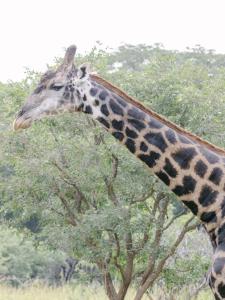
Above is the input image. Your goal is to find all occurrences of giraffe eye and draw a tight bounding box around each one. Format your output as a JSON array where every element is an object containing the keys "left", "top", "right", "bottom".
[{"left": 50, "top": 83, "right": 64, "bottom": 91}]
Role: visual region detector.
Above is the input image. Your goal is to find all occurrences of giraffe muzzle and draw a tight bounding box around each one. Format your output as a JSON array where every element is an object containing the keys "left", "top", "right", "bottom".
[{"left": 13, "top": 114, "right": 32, "bottom": 131}]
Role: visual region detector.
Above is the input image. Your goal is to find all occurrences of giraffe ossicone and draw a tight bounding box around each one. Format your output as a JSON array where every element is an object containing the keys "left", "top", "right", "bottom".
[{"left": 13, "top": 45, "right": 225, "bottom": 299}]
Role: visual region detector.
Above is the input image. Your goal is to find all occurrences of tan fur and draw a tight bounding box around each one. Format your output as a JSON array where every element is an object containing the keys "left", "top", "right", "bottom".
[{"left": 91, "top": 74, "right": 225, "bottom": 156}]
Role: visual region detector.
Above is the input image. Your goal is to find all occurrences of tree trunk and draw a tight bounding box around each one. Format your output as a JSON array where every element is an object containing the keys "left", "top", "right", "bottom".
[
  {"left": 104, "top": 271, "right": 118, "bottom": 300},
  {"left": 134, "top": 286, "right": 151, "bottom": 300}
]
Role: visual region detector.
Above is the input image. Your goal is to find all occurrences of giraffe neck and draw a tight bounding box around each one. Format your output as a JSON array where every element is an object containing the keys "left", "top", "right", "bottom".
[{"left": 79, "top": 77, "right": 225, "bottom": 232}]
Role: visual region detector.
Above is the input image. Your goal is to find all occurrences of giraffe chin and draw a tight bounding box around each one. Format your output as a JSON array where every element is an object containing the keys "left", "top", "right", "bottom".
[{"left": 13, "top": 117, "right": 33, "bottom": 131}]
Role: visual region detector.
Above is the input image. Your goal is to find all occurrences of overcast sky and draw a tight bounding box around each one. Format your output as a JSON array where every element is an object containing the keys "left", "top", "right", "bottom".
[{"left": 1, "top": 0, "right": 225, "bottom": 82}]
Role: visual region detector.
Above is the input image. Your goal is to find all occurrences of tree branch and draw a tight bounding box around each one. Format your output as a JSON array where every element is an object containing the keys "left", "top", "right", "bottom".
[
  {"left": 112, "top": 233, "right": 125, "bottom": 282},
  {"left": 97, "top": 260, "right": 118, "bottom": 300},
  {"left": 140, "top": 195, "right": 169, "bottom": 286},
  {"left": 163, "top": 210, "right": 186, "bottom": 231},
  {"left": 52, "top": 160, "right": 90, "bottom": 210},
  {"left": 103, "top": 154, "right": 119, "bottom": 206},
  {"left": 154, "top": 216, "right": 198, "bottom": 277},
  {"left": 117, "top": 231, "right": 135, "bottom": 300},
  {"left": 48, "top": 125, "right": 69, "bottom": 168},
  {"left": 130, "top": 187, "right": 154, "bottom": 205},
  {"left": 134, "top": 216, "right": 199, "bottom": 300},
  {"left": 52, "top": 180, "right": 79, "bottom": 226}
]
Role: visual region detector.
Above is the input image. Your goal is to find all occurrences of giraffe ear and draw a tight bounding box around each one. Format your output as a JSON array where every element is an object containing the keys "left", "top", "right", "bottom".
[{"left": 77, "top": 63, "right": 90, "bottom": 80}]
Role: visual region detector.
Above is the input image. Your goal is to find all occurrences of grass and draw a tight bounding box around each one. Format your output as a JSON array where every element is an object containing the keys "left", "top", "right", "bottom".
[
  {"left": 0, "top": 283, "right": 214, "bottom": 300},
  {"left": 0, "top": 284, "right": 107, "bottom": 300}
]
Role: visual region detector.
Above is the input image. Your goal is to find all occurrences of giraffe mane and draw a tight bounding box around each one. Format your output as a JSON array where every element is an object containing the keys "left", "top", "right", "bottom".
[{"left": 90, "top": 74, "right": 225, "bottom": 156}]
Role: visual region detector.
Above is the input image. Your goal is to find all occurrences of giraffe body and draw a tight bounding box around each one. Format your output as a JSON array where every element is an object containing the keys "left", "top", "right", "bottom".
[{"left": 13, "top": 46, "right": 225, "bottom": 299}]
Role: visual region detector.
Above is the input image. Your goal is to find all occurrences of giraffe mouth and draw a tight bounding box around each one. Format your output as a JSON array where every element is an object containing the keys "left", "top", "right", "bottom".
[{"left": 13, "top": 116, "right": 33, "bottom": 131}]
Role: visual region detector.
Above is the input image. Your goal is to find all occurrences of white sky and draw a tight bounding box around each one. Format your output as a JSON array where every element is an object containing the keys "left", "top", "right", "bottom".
[{"left": 1, "top": 0, "right": 225, "bottom": 82}]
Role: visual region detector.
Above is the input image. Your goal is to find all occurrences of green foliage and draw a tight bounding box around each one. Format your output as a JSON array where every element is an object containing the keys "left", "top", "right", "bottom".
[
  {"left": 0, "top": 226, "right": 65, "bottom": 286},
  {"left": 162, "top": 255, "right": 209, "bottom": 289},
  {"left": 0, "top": 43, "right": 224, "bottom": 295}
]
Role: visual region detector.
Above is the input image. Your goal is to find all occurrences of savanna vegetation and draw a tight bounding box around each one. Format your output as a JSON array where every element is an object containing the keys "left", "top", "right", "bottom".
[{"left": 0, "top": 43, "right": 225, "bottom": 299}]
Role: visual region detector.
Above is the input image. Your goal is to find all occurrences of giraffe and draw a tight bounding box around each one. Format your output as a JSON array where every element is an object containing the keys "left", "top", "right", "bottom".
[{"left": 13, "top": 45, "right": 225, "bottom": 299}]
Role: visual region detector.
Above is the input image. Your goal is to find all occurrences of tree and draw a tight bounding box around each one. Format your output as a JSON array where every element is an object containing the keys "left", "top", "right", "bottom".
[
  {"left": 1, "top": 44, "right": 224, "bottom": 299},
  {"left": 0, "top": 226, "right": 66, "bottom": 286}
]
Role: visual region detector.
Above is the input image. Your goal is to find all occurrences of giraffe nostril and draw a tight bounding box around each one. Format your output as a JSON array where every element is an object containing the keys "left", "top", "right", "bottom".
[{"left": 17, "top": 109, "right": 26, "bottom": 118}]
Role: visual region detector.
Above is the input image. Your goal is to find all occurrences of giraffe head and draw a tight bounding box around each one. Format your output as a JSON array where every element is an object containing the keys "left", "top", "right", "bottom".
[{"left": 13, "top": 45, "right": 90, "bottom": 130}]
